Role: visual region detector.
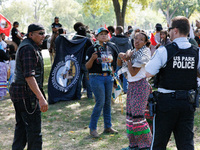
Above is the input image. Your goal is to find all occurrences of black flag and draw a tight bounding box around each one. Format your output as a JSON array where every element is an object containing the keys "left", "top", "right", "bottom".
[{"left": 48, "top": 35, "right": 87, "bottom": 104}]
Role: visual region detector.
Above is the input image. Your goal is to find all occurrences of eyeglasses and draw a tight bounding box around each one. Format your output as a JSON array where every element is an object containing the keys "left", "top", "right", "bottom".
[
  {"left": 38, "top": 32, "right": 45, "bottom": 35},
  {"left": 33, "top": 31, "right": 45, "bottom": 35},
  {"left": 168, "top": 27, "right": 174, "bottom": 31}
]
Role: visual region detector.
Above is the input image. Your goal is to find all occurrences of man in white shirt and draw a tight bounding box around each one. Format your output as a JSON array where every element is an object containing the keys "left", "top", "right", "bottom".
[{"left": 145, "top": 16, "right": 200, "bottom": 150}]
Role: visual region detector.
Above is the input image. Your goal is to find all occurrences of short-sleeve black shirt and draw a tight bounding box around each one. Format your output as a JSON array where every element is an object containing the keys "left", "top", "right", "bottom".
[
  {"left": 86, "top": 42, "right": 118, "bottom": 74},
  {"left": 51, "top": 23, "right": 62, "bottom": 33},
  {"left": 11, "top": 27, "right": 21, "bottom": 46}
]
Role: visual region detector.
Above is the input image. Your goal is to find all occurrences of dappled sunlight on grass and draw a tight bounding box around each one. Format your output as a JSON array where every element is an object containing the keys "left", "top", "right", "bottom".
[
  {"left": 0, "top": 58, "right": 200, "bottom": 150},
  {"left": 65, "top": 102, "right": 81, "bottom": 109}
]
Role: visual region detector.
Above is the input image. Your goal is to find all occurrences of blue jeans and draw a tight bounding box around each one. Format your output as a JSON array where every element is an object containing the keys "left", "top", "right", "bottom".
[
  {"left": 122, "top": 75, "right": 128, "bottom": 93},
  {"left": 89, "top": 75, "right": 114, "bottom": 130},
  {"left": 82, "top": 69, "right": 92, "bottom": 98},
  {"left": 76, "top": 65, "right": 92, "bottom": 99}
]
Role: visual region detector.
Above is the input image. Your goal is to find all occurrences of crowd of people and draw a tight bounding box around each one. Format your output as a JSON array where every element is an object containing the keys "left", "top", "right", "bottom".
[
  {"left": 0, "top": 15, "right": 200, "bottom": 150},
  {"left": 0, "top": 21, "right": 24, "bottom": 100}
]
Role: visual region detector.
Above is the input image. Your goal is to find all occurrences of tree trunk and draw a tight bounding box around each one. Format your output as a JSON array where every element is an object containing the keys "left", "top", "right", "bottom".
[
  {"left": 116, "top": 13, "right": 124, "bottom": 27},
  {"left": 112, "top": 0, "right": 128, "bottom": 29},
  {"left": 166, "top": 5, "right": 170, "bottom": 25},
  {"left": 34, "top": 0, "right": 38, "bottom": 22}
]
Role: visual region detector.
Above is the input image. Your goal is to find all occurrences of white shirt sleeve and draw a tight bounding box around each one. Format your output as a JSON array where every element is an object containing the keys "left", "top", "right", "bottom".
[{"left": 145, "top": 46, "right": 167, "bottom": 75}]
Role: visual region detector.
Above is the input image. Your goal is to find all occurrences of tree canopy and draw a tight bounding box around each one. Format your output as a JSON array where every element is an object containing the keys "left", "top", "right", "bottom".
[
  {"left": 0, "top": 0, "right": 200, "bottom": 35},
  {"left": 83, "top": 0, "right": 152, "bottom": 28},
  {"left": 153, "top": 0, "right": 198, "bottom": 25}
]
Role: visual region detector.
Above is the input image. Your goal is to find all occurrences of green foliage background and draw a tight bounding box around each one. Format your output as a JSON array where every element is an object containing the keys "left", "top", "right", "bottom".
[{"left": 0, "top": 0, "right": 200, "bottom": 34}]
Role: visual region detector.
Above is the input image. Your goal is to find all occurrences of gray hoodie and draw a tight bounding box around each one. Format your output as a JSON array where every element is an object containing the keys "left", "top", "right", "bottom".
[{"left": 110, "top": 35, "right": 133, "bottom": 53}]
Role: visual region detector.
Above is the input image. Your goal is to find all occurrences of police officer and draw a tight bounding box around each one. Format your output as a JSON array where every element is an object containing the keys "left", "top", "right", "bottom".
[
  {"left": 10, "top": 23, "right": 48, "bottom": 150},
  {"left": 145, "top": 16, "right": 200, "bottom": 150}
]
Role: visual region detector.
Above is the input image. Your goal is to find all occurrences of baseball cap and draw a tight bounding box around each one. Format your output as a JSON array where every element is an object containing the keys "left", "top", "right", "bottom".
[
  {"left": 96, "top": 27, "right": 109, "bottom": 35},
  {"left": 128, "top": 29, "right": 133, "bottom": 34},
  {"left": 27, "top": 23, "right": 44, "bottom": 35},
  {"left": 55, "top": 16, "right": 59, "bottom": 19}
]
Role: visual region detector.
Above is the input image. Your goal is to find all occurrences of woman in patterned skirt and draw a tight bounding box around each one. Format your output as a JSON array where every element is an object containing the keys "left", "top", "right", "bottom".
[{"left": 118, "top": 32, "right": 152, "bottom": 150}]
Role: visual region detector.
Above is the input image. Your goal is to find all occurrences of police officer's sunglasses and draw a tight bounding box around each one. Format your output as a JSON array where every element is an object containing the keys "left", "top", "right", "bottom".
[{"left": 168, "top": 27, "right": 175, "bottom": 31}]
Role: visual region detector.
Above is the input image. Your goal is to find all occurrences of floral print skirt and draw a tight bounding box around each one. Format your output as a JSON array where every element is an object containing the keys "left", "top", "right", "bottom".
[{"left": 126, "top": 78, "right": 152, "bottom": 149}]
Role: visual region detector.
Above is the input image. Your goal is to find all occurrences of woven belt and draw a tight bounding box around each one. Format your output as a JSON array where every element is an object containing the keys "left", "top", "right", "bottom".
[{"left": 89, "top": 73, "right": 110, "bottom": 76}]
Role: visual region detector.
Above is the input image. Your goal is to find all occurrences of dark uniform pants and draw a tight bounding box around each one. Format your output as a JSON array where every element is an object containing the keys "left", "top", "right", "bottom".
[
  {"left": 12, "top": 98, "right": 42, "bottom": 150},
  {"left": 151, "top": 93, "right": 195, "bottom": 150}
]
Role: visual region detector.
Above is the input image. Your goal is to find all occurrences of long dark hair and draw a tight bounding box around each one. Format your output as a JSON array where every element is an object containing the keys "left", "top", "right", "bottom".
[
  {"left": 139, "top": 32, "right": 151, "bottom": 47},
  {"left": 160, "top": 30, "right": 169, "bottom": 45},
  {"left": 160, "top": 30, "right": 168, "bottom": 40}
]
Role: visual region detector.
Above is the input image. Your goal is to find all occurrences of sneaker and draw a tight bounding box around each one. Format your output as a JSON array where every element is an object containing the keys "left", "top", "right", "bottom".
[
  {"left": 103, "top": 128, "right": 118, "bottom": 134},
  {"left": 121, "top": 146, "right": 139, "bottom": 150},
  {"left": 90, "top": 129, "right": 99, "bottom": 138}
]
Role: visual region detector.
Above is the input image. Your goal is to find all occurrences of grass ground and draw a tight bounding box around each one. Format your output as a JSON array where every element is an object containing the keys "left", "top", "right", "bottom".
[{"left": 0, "top": 58, "right": 200, "bottom": 150}]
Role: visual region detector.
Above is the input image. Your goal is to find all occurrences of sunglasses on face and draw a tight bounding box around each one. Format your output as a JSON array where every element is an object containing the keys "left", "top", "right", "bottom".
[
  {"left": 33, "top": 31, "right": 45, "bottom": 35},
  {"left": 38, "top": 32, "right": 45, "bottom": 35},
  {"left": 168, "top": 27, "right": 174, "bottom": 31}
]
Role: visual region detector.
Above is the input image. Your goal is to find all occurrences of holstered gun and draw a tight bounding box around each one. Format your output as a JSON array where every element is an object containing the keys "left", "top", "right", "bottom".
[
  {"left": 194, "top": 87, "right": 200, "bottom": 108},
  {"left": 188, "top": 88, "right": 199, "bottom": 108},
  {"left": 148, "top": 91, "right": 158, "bottom": 117}
]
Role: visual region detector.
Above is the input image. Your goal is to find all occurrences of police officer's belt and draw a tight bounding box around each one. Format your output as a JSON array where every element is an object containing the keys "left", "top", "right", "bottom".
[{"left": 159, "top": 90, "right": 195, "bottom": 102}]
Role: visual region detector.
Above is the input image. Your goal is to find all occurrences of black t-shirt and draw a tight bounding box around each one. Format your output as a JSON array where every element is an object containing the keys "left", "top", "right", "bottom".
[
  {"left": 11, "top": 27, "right": 21, "bottom": 46},
  {"left": 51, "top": 23, "right": 62, "bottom": 33},
  {"left": 86, "top": 42, "right": 118, "bottom": 74}
]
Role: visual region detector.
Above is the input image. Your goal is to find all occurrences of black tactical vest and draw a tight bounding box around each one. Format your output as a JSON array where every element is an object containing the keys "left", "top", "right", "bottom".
[
  {"left": 13, "top": 38, "right": 44, "bottom": 88},
  {"left": 158, "top": 43, "right": 199, "bottom": 90}
]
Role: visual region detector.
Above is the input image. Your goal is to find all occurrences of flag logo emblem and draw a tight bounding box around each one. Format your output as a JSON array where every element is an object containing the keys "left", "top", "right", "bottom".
[{"left": 51, "top": 55, "right": 80, "bottom": 92}]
